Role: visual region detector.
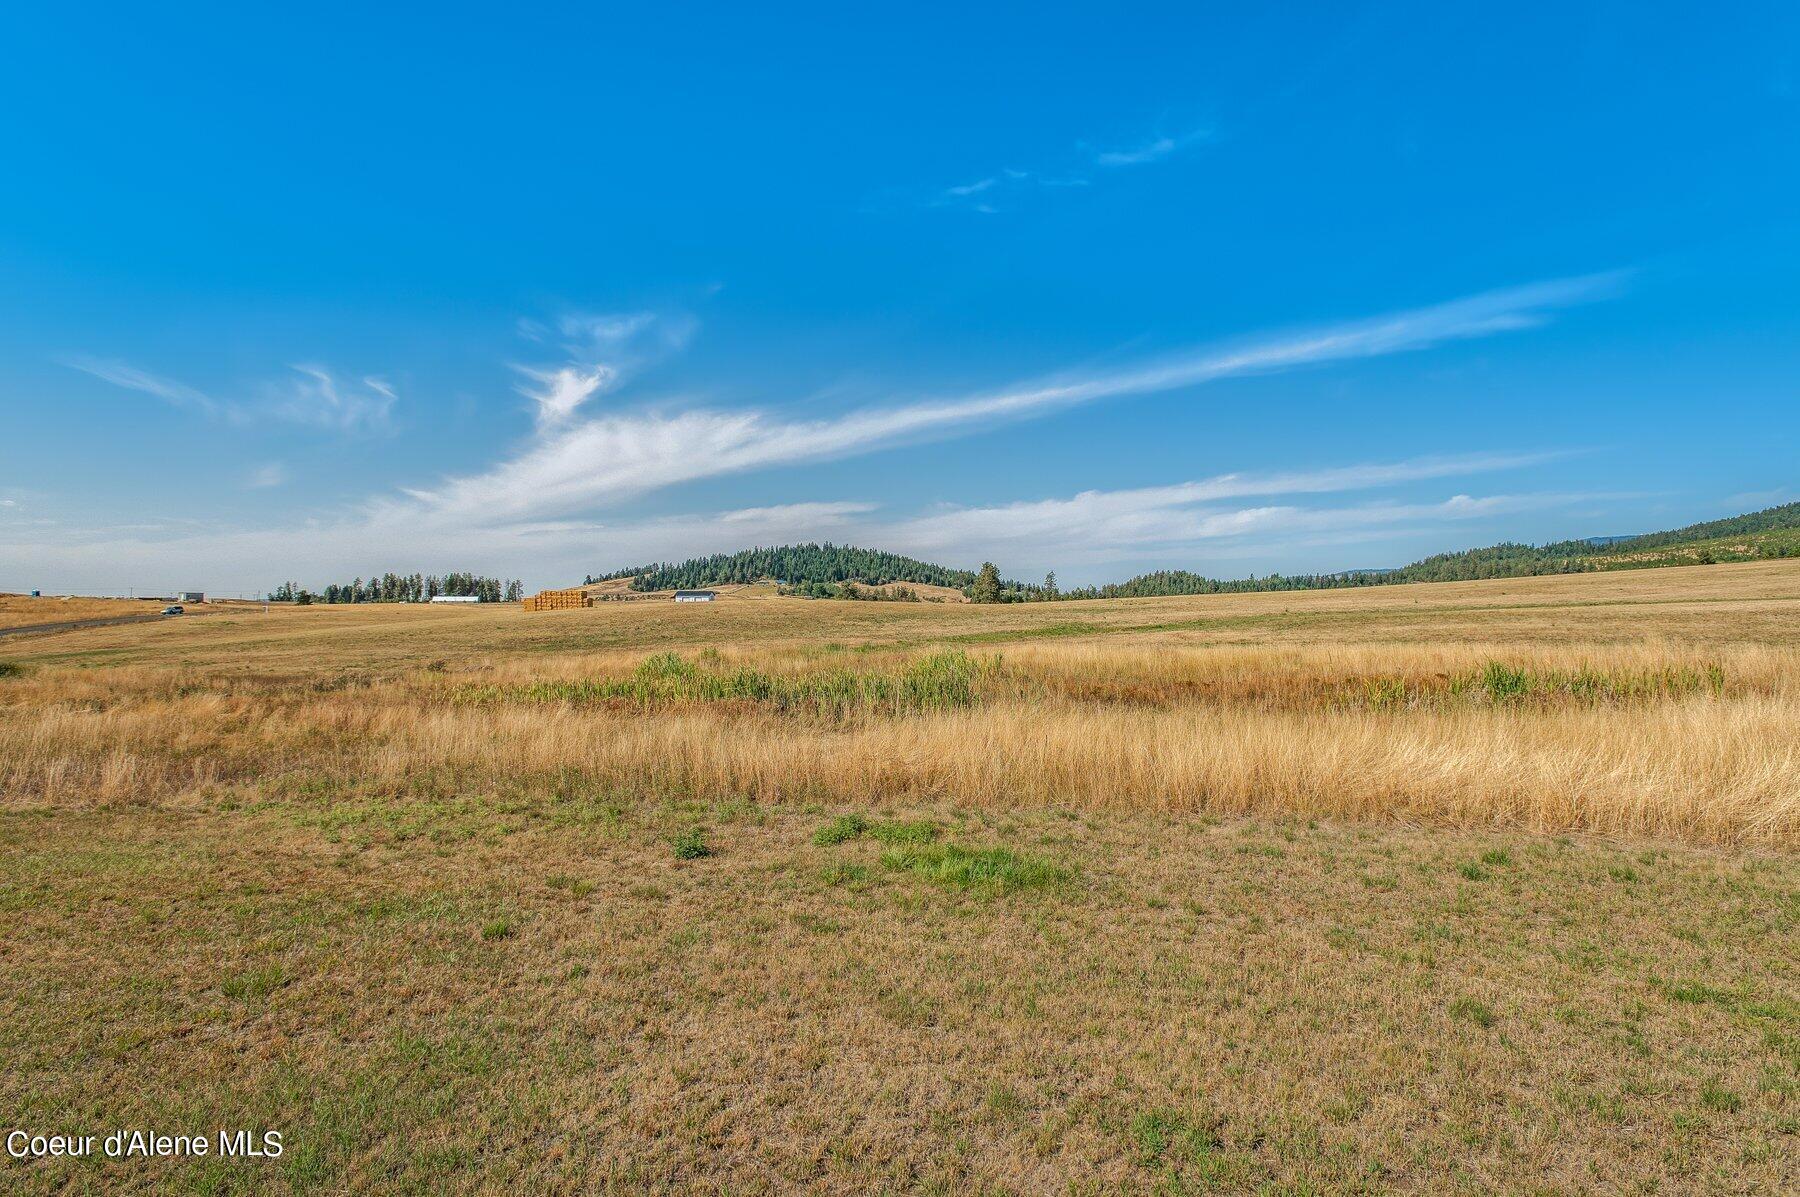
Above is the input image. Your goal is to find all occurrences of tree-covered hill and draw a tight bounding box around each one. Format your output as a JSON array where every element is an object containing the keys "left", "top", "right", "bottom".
[
  {"left": 1588, "top": 501, "right": 1800, "bottom": 555},
  {"left": 591, "top": 544, "right": 986, "bottom": 593},
  {"left": 1063, "top": 501, "right": 1800, "bottom": 598}
]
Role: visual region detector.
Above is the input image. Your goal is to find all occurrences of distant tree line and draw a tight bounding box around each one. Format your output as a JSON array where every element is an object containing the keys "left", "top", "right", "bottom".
[
  {"left": 270, "top": 573, "right": 523, "bottom": 604},
  {"left": 1588, "top": 502, "right": 1800, "bottom": 553},
  {"left": 577, "top": 501, "right": 1800, "bottom": 606}
]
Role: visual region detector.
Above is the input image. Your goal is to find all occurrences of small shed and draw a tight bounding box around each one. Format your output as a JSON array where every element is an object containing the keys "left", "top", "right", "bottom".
[
  {"left": 181, "top": 591, "right": 206, "bottom": 603},
  {"left": 673, "top": 590, "right": 717, "bottom": 603}
]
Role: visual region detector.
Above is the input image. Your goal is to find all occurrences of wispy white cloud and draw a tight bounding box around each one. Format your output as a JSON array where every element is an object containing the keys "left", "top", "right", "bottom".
[
  {"left": 716, "top": 501, "right": 877, "bottom": 524},
  {"left": 880, "top": 454, "right": 1571, "bottom": 554},
  {"left": 1096, "top": 136, "right": 1178, "bottom": 166},
  {"left": 944, "top": 177, "right": 999, "bottom": 198},
  {"left": 905, "top": 494, "right": 1571, "bottom": 564},
  {"left": 517, "top": 366, "right": 614, "bottom": 429},
  {"left": 403, "top": 273, "right": 1623, "bottom": 527},
  {"left": 247, "top": 462, "right": 288, "bottom": 489},
  {"left": 63, "top": 357, "right": 225, "bottom": 417},
  {"left": 65, "top": 358, "right": 397, "bottom": 432},
  {"left": 513, "top": 309, "right": 694, "bottom": 428},
  {"left": 928, "top": 123, "right": 1209, "bottom": 210},
  {"left": 876, "top": 479, "right": 1612, "bottom": 570},
  {"left": 273, "top": 367, "right": 396, "bottom": 431},
  {"left": 1092, "top": 127, "right": 1210, "bottom": 167},
  {"left": 1720, "top": 486, "right": 1791, "bottom": 511}
]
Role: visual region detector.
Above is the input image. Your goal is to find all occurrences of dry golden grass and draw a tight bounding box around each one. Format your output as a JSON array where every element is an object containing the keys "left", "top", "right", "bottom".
[
  {"left": 4, "top": 561, "right": 1798, "bottom": 846},
  {"left": 1, "top": 561, "right": 1797, "bottom": 1192},
  {"left": 9, "top": 556, "right": 1800, "bottom": 671},
  {"left": 0, "top": 593, "right": 171, "bottom": 629}
]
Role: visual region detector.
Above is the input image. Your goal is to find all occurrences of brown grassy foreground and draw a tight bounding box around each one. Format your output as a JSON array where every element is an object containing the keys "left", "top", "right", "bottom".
[{"left": 0, "top": 562, "right": 1796, "bottom": 1192}]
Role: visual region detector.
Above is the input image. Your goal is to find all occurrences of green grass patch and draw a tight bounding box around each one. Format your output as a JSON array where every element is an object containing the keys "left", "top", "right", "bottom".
[
  {"left": 820, "top": 862, "right": 872, "bottom": 888},
  {"left": 812, "top": 813, "right": 868, "bottom": 846},
  {"left": 1349, "top": 660, "right": 1729, "bottom": 710},
  {"left": 457, "top": 649, "right": 994, "bottom": 717},
  {"left": 868, "top": 818, "right": 939, "bottom": 845},
  {"left": 1449, "top": 996, "right": 1497, "bottom": 1028},
  {"left": 1652, "top": 978, "right": 1791, "bottom": 1019},
  {"left": 1130, "top": 1107, "right": 1224, "bottom": 1168},
  {"left": 221, "top": 964, "right": 290, "bottom": 1001},
  {"left": 880, "top": 843, "right": 1070, "bottom": 894},
  {"left": 1700, "top": 1081, "right": 1742, "bottom": 1113},
  {"left": 1665, "top": 980, "right": 1723, "bottom": 1004}
]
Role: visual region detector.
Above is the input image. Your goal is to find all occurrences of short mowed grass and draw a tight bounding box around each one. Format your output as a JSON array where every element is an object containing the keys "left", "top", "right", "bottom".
[{"left": 0, "top": 796, "right": 1794, "bottom": 1195}]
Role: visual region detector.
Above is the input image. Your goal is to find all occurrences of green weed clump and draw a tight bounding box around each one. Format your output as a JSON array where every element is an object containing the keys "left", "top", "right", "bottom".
[
  {"left": 1350, "top": 660, "right": 1729, "bottom": 711},
  {"left": 880, "top": 843, "right": 1070, "bottom": 894},
  {"left": 1363, "top": 676, "right": 1408, "bottom": 710},
  {"left": 671, "top": 827, "right": 712, "bottom": 860},
  {"left": 813, "top": 814, "right": 868, "bottom": 846},
  {"left": 459, "top": 650, "right": 994, "bottom": 717},
  {"left": 1480, "top": 661, "right": 1531, "bottom": 704}
]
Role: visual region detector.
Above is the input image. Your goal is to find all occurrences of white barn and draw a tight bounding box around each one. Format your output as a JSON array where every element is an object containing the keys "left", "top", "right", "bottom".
[
  {"left": 673, "top": 590, "right": 717, "bottom": 603},
  {"left": 429, "top": 595, "right": 481, "bottom": 604}
]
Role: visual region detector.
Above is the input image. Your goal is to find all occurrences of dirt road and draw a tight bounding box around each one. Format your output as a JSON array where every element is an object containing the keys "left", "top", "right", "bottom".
[{"left": 0, "top": 613, "right": 176, "bottom": 639}]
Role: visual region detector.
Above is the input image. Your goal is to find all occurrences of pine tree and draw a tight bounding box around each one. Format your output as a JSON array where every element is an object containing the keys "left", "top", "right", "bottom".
[{"left": 971, "top": 562, "right": 1002, "bottom": 604}]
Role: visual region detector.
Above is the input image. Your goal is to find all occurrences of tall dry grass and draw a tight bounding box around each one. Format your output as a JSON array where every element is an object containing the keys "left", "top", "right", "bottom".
[{"left": 3, "top": 637, "right": 1797, "bottom": 846}]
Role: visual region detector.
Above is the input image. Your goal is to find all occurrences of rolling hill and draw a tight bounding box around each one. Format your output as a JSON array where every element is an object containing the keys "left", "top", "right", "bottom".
[
  {"left": 587, "top": 544, "right": 985, "bottom": 593},
  {"left": 585, "top": 501, "right": 1800, "bottom": 601}
]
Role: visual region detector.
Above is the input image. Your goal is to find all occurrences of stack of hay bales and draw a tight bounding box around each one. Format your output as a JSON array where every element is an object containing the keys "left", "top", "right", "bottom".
[{"left": 522, "top": 588, "right": 592, "bottom": 612}]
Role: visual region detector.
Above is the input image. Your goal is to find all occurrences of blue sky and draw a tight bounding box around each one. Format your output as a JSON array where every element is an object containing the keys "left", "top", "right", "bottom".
[{"left": 1, "top": 3, "right": 1796, "bottom": 595}]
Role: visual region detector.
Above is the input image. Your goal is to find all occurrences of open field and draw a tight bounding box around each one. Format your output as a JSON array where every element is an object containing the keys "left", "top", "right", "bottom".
[
  {"left": 1, "top": 561, "right": 1797, "bottom": 1192},
  {"left": 0, "top": 594, "right": 175, "bottom": 630}
]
